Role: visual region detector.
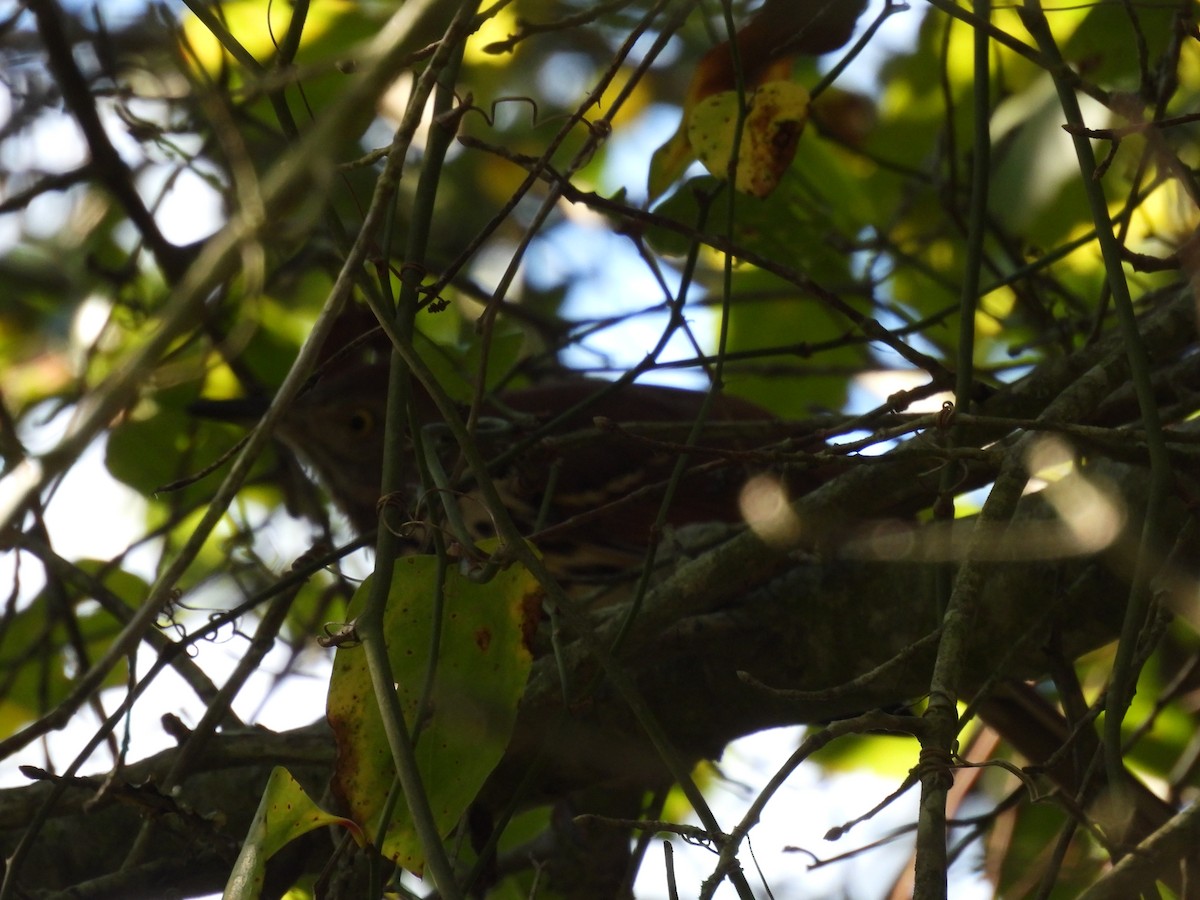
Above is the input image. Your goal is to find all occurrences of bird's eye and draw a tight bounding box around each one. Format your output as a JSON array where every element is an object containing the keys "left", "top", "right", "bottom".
[{"left": 347, "top": 409, "right": 374, "bottom": 436}]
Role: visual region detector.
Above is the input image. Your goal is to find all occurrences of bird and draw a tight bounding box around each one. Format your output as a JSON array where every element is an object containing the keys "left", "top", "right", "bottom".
[
  {"left": 191, "top": 358, "right": 821, "bottom": 599},
  {"left": 189, "top": 352, "right": 1186, "bottom": 894}
]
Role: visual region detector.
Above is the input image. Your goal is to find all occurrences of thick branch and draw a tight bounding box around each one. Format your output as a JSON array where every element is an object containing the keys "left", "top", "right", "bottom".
[
  {"left": 4, "top": 285, "right": 1195, "bottom": 896},
  {"left": 1, "top": 439, "right": 1189, "bottom": 894}
]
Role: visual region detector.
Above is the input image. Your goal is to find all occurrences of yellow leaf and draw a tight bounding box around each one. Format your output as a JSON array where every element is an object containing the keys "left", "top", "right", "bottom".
[
  {"left": 180, "top": 0, "right": 351, "bottom": 75},
  {"left": 688, "top": 81, "right": 810, "bottom": 198}
]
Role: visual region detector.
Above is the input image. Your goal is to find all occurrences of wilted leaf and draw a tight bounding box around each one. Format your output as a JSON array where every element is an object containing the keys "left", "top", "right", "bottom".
[
  {"left": 689, "top": 81, "right": 810, "bottom": 198},
  {"left": 647, "top": 0, "right": 867, "bottom": 199}
]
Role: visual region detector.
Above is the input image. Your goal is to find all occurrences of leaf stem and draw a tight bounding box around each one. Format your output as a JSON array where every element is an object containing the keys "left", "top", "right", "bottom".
[
  {"left": 918, "top": 3, "right": 991, "bottom": 896},
  {"left": 1020, "top": 0, "right": 1173, "bottom": 806},
  {"left": 352, "top": 6, "right": 476, "bottom": 899}
]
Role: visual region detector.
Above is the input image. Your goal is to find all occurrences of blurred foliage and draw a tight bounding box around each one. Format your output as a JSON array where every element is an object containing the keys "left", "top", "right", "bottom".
[{"left": 1, "top": 0, "right": 1199, "bottom": 897}]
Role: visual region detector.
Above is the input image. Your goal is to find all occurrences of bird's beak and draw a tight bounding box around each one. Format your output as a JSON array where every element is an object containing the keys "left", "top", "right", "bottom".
[{"left": 188, "top": 395, "right": 272, "bottom": 424}]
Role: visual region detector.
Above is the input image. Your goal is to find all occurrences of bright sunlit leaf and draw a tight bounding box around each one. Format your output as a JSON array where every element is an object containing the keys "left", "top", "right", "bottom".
[
  {"left": 688, "top": 81, "right": 810, "bottom": 198},
  {"left": 181, "top": 0, "right": 352, "bottom": 73}
]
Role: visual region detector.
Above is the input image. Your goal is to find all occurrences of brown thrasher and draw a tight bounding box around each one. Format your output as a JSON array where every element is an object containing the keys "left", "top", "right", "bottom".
[
  {"left": 191, "top": 359, "right": 1183, "bottom": 891},
  {"left": 194, "top": 361, "right": 811, "bottom": 592}
]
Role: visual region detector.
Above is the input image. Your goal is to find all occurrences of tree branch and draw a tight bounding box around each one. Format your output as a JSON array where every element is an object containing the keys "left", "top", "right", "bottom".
[{"left": 1, "top": 416, "right": 1193, "bottom": 892}]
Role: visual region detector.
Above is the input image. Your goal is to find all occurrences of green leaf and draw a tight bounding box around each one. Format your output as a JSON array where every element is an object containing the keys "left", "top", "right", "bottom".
[
  {"left": 106, "top": 383, "right": 279, "bottom": 523},
  {"left": 412, "top": 326, "right": 528, "bottom": 404},
  {"left": 648, "top": 166, "right": 862, "bottom": 282},
  {"left": 224, "top": 767, "right": 363, "bottom": 900},
  {"left": 326, "top": 555, "right": 538, "bottom": 872},
  {"left": 106, "top": 408, "right": 203, "bottom": 498},
  {"left": 648, "top": 125, "right": 695, "bottom": 203},
  {"left": 0, "top": 561, "right": 141, "bottom": 733}
]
